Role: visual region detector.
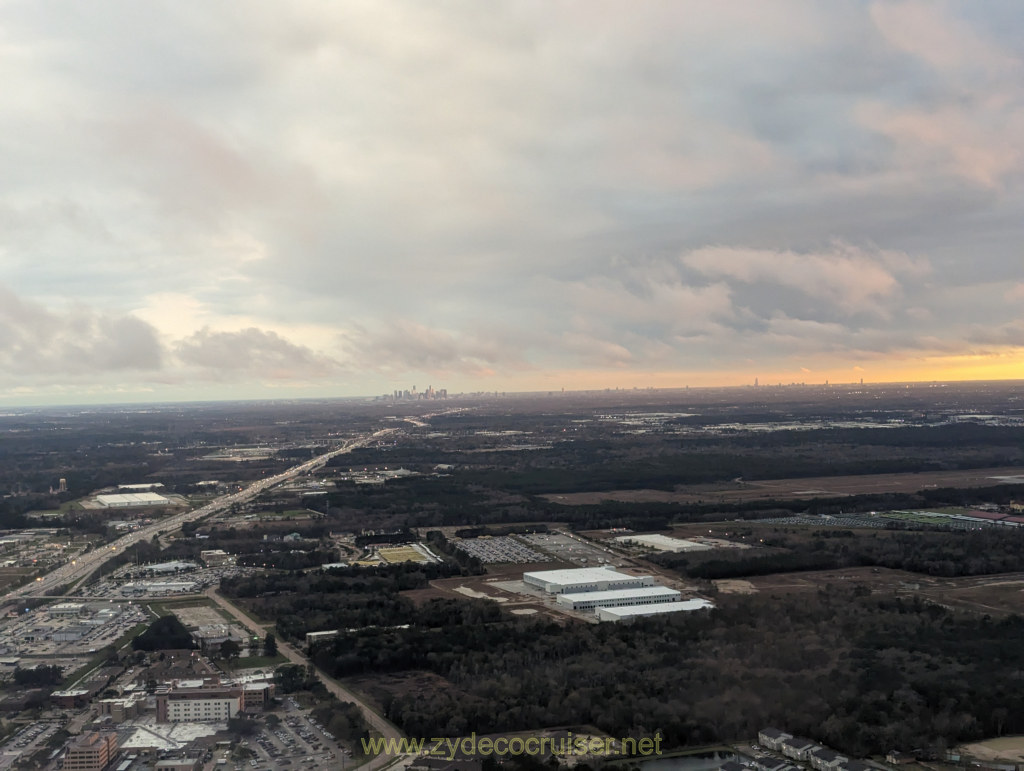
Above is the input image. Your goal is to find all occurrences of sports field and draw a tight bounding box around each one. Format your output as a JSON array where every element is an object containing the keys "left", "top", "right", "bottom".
[{"left": 379, "top": 545, "right": 429, "bottom": 564}]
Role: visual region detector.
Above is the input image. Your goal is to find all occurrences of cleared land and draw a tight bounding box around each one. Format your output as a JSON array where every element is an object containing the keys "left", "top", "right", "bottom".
[
  {"left": 541, "top": 465, "right": 1024, "bottom": 505},
  {"left": 721, "top": 566, "right": 1024, "bottom": 616},
  {"left": 959, "top": 736, "right": 1024, "bottom": 763}
]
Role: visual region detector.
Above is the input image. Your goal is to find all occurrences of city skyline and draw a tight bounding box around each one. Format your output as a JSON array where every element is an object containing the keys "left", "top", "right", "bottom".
[{"left": 2, "top": 2, "right": 1023, "bottom": 406}]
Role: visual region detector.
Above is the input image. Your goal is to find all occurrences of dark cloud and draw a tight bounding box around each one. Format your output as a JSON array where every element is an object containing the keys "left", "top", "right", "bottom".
[
  {"left": 1, "top": 2, "right": 1023, "bottom": 400},
  {"left": 0, "top": 286, "right": 163, "bottom": 377},
  {"left": 174, "top": 327, "right": 338, "bottom": 380}
]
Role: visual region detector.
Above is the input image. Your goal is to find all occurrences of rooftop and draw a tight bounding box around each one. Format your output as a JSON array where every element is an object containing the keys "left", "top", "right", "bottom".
[
  {"left": 598, "top": 599, "right": 714, "bottom": 619},
  {"left": 559, "top": 586, "right": 680, "bottom": 603},
  {"left": 523, "top": 566, "right": 637, "bottom": 585}
]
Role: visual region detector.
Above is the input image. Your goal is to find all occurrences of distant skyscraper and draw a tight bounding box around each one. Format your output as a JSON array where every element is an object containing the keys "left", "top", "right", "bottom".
[{"left": 58, "top": 478, "right": 67, "bottom": 493}]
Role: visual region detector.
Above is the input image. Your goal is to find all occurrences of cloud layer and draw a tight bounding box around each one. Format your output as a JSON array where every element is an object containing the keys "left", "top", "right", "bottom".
[{"left": 1, "top": 1, "right": 1023, "bottom": 402}]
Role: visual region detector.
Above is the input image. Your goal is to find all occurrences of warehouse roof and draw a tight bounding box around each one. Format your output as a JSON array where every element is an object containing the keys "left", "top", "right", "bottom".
[
  {"left": 558, "top": 586, "right": 680, "bottom": 603},
  {"left": 597, "top": 599, "right": 714, "bottom": 619},
  {"left": 96, "top": 492, "right": 169, "bottom": 506},
  {"left": 523, "top": 566, "right": 638, "bottom": 585}
]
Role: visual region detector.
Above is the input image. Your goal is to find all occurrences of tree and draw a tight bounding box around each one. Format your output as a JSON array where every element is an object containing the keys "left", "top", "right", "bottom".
[
  {"left": 220, "top": 639, "right": 242, "bottom": 661},
  {"left": 132, "top": 615, "right": 194, "bottom": 651},
  {"left": 274, "top": 663, "right": 310, "bottom": 693},
  {"left": 263, "top": 633, "right": 278, "bottom": 657},
  {"left": 227, "top": 715, "right": 259, "bottom": 736}
]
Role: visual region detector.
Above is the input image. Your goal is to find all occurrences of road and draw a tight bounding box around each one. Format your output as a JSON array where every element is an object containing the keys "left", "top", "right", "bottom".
[
  {"left": 205, "top": 588, "right": 408, "bottom": 771},
  {"left": 2, "top": 427, "right": 397, "bottom": 602},
  {"left": 3, "top": 420, "right": 421, "bottom": 768}
]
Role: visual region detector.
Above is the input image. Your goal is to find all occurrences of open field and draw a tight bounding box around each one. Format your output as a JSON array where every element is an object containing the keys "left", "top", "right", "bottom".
[
  {"left": 378, "top": 545, "right": 429, "bottom": 564},
  {"left": 541, "top": 465, "right": 1024, "bottom": 505},
  {"left": 959, "top": 736, "right": 1024, "bottom": 763},
  {"left": 401, "top": 563, "right": 573, "bottom": 621},
  {"left": 0, "top": 567, "right": 36, "bottom": 593},
  {"left": 719, "top": 566, "right": 1024, "bottom": 616},
  {"left": 169, "top": 603, "right": 233, "bottom": 628}
]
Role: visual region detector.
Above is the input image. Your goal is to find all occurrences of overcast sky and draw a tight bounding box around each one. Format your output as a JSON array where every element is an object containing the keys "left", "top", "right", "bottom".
[{"left": 2, "top": 1, "right": 1023, "bottom": 405}]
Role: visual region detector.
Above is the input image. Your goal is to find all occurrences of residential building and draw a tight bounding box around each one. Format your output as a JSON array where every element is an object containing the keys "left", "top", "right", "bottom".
[
  {"left": 781, "top": 737, "right": 820, "bottom": 762},
  {"left": 757, "top": 728, "right": 792, "bottom": 751}
]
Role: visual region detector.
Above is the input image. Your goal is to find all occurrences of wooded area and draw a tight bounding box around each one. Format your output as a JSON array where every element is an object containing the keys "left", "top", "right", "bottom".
[{"left": 223, "top": 562, "right": 1024, "bottom": 757}]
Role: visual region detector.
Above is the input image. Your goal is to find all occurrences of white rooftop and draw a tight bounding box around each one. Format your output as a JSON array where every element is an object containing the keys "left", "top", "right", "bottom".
[
  {"left": 613, "top": 533, "right": 713, "bottom": 552},
  {"left": 598, "top": 599, "right": 714, "bottom": 619},
  {"left": 120, "top": 720, "right": 221, "bottom": 750},
  {"left": 523, "top": 566, "right": 636, "bottom": 584},
  {"left": 96, "top": 492, "right": 169, "bottom": 506},
  {"left": 559, "top": 586, "right": 680, "bottom": 603}
]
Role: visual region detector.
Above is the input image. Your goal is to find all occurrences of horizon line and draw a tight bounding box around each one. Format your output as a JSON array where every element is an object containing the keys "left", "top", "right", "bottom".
[{"left": 4, "top": 376, "right": 1024, "bottom": 412}]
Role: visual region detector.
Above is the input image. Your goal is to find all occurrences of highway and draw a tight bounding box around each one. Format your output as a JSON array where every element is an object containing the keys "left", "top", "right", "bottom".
[{"left": 2, "top": 427, "right": 397, "bottom": 603}]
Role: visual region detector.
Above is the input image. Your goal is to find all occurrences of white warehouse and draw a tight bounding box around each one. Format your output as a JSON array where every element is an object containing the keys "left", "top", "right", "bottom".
[
  {"left": 95, "top": 492, "right": 170, "bottom": 508},
  {"left": 556, "top": 586, "right": 681, "bottom": 610},
  {"left": 522, "top": 566, "right": 654, "bottom": 594},
  {"left": 596, "top": 598, "right": 715, "bottom": 622}
]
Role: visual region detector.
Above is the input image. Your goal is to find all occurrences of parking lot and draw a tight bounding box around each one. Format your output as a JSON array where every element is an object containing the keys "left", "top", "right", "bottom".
[
  {"left": 0, "top": 601, "right": 149, "bottom": 657},
  {"left": 0, "top": 720, "right": 61, "bottom": 768},
  {"left": 520, "top": 532, "right": 618, "bottom": 566},
  {"left": 235, "top": 697, "right": 347, "bottom": 771},
  {"left": 454, "top": 536, "right": 546, "bottom": 564},
  {"left": 85, "top": 566, "right": 256, "bottom": 599}
]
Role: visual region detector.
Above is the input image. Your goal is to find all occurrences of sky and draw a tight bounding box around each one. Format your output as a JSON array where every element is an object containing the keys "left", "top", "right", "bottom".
[{"left": 1, "top": 1, "right": 1023, "bottom": 405}]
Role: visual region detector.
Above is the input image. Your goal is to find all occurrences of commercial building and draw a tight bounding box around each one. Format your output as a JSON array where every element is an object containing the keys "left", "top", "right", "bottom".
[
  {"left": 48, "top": 602, "right": 86, "bottom": 617},
  {"left": 191, "top": 624, "right": 247, "bottom": 654},
  {"left": 97, "top": 697, "right": 141, "bottom": 722},
  {"left": 95, "top": 492, "right": 170, "bottom": 508},
  {"left": 613, "top": 534, "right": 713, "bottom": 552},
  {"left": 522, "top": 567, "right": 654, "bottom": 595},
  {"left": 595, "top": 599, "right": 715, "bottom": 622},
  {"left": 63, "top": 731, "right": 119, "bottom": 771},
  {"left": 155, "top": 683, "right": 242, "bottom": 723},
  {"left": 199, "top": 550, "right": 233, "bottom": 567},
  {"left": 306, "top": 630, "right": 339, "bottom": 645},
  {"left": 556, "top": 586, "right": 681, "bottom": 611}
]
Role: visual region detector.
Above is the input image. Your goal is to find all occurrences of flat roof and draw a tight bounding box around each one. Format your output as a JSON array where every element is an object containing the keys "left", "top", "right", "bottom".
[
  {"left": 598, "top": 599, "right": 714, "bottom": 619},
  {"left": 96, "top": 492, "right": 169, "bottom": 505},
  {"left": 523, "top": 567, "right": 636, "bottom": 584},
  {"left": 613, "top": 533, "right": 712, "bottom": 552},
  {"left": 559, "top": 587, "right": 680, "bottom": 603},
  {"left": 961, "top": 510, "right": 1008, "bottom": 521}
]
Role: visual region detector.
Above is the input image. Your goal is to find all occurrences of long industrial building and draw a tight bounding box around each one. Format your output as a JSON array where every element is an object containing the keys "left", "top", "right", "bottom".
[
  {"left": 595, "top": 598, "right": 714, "bottom": 622},
  {"left": 523, "top": 566, "right": 654, "bottom": 594},
  {"left": 556, "top": 586, "right": 681, "bottom": 610},
  {"left": 95, "top": 492, "right": 170, "bottom": 508}
]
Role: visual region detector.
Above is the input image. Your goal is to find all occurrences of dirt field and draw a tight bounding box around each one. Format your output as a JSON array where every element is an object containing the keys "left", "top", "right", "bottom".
[
  {"left": 399, "top": 563, "right": 577, "bottom": 622},
  {"left": 959, "top": 736, "right": 1024, "bottom": 763},
  {"left": 713, "top": 579, "right": 757, "bottom": 594},
  {"left": 171, "top": 604, "right": 231, "bottom": 628},
  {"left": 541, "top": 465, "right": 1024, "bottom": 505}
]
